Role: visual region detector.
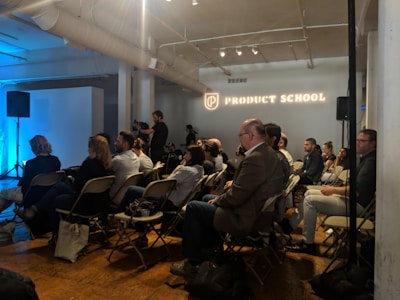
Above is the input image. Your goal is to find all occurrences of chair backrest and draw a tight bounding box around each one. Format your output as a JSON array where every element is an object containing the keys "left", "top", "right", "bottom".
[
  {"left": 181, "top": 175, "right": 208, "bottom": 207},
  {"left": 203, "top": 172, "right": 218, "bottom": 188},
  {"left": 111, "top": 172, "right": 143, "bottom": 205},
  {"left": 69, "top": 175, "right": 116, "bottom": 214},
  {"left": 23, "top": 171, "right": 67, "bottom": 205},
  {"left": 337, "top": 169, "right": 350, "bottom": 185},
  {"left": 142, "top": 178, "right": 177, "bottom": 199},
  {"left": 292, "top": 161, "right": 303, "bottom": 173},
  {"left": 283, "top": 174, "right": 300, "bottom": 198},
  {"left": 333, "top": 165, "right": 344, "bottom": 176}
]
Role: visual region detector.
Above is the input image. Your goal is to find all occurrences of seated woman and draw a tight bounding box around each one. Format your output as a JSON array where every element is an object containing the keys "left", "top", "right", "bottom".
[
  {"left": 132, "top": 137, "right": 154, "bottom": 177},
  {"left": 321, "top": 141, "right": 336, "bottom": 171},
  {"left": 118, "top": 144, "right": 205, "bottom": 247},
  {"left": 320, "top": 147, "right": 349, "bottom": 183},
  {"left": 0, "top": 135, "right": 61, "bottom": 214},
  {"left": 15, "top": 135, "right": 113, "bottom": 233}
]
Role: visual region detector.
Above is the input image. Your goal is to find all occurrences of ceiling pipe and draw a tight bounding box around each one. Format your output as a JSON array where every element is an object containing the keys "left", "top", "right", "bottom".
[
  {"left": 295, "top": 0, "right": 314, "bottom": 69},
  {"left": 0, "top": 0, "right": 209, "bottom": 94}
]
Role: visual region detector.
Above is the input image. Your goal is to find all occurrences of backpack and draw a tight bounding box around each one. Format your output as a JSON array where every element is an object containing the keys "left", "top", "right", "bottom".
[{"left": 185, "top": 251, "right": 253, "bottom": 300}]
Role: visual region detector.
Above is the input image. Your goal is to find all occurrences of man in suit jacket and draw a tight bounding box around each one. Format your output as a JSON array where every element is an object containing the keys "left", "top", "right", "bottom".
[
  {"left": 170, "top": 118, "right": 284, "bottom": 277},
  {"left": 296, "top": 138, "right": 324, "bottom": 184}
]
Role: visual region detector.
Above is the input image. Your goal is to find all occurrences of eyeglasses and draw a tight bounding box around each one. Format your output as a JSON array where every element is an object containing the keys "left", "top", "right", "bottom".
[
  {"left": 238, "top": 132, "right": 249, "bottom": 137},
  {"left": 356, "top": 139, "right": 370, "bottom": 143}
]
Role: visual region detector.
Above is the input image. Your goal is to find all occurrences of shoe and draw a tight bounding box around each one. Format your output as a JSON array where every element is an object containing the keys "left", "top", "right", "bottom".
[
  {"left": 285, "top": 240, "right": 316, "bottom": 255},
  {"left": 170, "top": 260, "right": 199, "bottom": 278},
  {"left": 279, "top": 218, "right": 293, "bottom": 235},
  {"left": 14, "top": 207, "right": 36, "bottom": 221},
  {"left": 133, "top": 236, "right": 148, "bottom": 248}
]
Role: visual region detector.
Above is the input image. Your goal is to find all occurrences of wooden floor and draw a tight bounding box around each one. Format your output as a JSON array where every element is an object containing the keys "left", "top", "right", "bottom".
[{"left": 0, "top": 178, "right": 339, "bottom": 300}]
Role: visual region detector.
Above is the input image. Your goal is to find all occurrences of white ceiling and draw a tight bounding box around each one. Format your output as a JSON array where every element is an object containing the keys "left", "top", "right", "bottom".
[{"left": 0, "top": 0, "right": 378, "bottom": 90}]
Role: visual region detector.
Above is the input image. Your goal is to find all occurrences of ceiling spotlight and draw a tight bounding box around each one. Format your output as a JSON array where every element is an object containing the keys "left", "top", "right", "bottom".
[
  {"left": 219, "top": 48, "right": 226, "bottom": 58},
  {"left": 251, "top": 46, "right": 258, "bottom": 55},
  {"left": 236, "top": 48, "right": 242, "bottom": 56},
  {"left": 166, "top": 0, "right": 172, "bottom": 2},
  {"left": 192, "top": 0, "right": 198, "bottom": 5}
]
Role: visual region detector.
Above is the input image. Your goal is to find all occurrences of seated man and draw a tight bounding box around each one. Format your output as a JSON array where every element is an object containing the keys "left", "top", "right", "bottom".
[
  {"left": 285, "top": 129, "right": 377, "bottom": 254},
  {"left": 170, "top": 118, "right": 284, "bottom": 277},
  {"left": 296, "top": 138, "right": 324, "bottom": 185}
]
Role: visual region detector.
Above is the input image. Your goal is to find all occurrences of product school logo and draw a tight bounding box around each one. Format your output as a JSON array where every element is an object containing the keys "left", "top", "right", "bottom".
[
  {"left": 204, "top": 93, "right": 219, "bottom": 110},
  {"left": 204, "top": 92, "right": 326, "bottom": 110}
]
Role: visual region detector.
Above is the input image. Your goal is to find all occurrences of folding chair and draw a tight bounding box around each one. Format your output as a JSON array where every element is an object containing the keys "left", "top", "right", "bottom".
[
  {"left": 107, "top": 178, "right": 177, "bottom": 269},
  {"left": 161, "top": 174, "right": 208, "bottom": 238},
  {"left": 321, "top": 197, "right": 376, "bottom": 272},
  {"left": 109, "top": 172, "right": 143, "bottom": 208},
  {"left": 56, "top": 175, "right": 116, "bottom": 247},
  {"left": 292, "top": 161, "right": 304, "bottom": 174},
  {"left": 223, "top": 193, "right": 283, "bottom": 285},
  {"left": 14, "top": 171, "right": 67, "bottom": 220}
]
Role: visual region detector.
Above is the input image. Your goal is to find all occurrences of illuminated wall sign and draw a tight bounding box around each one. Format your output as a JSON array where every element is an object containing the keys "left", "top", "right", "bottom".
[{"left": 204, "top": 92, "right": 326, "bottom": 110}]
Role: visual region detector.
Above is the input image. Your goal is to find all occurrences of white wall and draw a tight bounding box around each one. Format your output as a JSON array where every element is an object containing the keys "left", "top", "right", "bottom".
[
  {"left": 2, "top": 87, "right": 104, "bottom": 175},
  {"left": 156, "top": 57, "right": 360, "bottom": 160}
]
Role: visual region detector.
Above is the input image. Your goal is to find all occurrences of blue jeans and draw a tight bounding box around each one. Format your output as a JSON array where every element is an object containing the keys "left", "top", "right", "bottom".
[{"left": 182, "top": 200, "right": 221, "bottom": 264}]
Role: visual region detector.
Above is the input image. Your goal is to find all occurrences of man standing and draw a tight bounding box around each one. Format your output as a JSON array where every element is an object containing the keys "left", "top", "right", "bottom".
[
  {"left": 170, "top": 118, "right": 284, "bottom": 277},
  {"left": 296, "top": 138, "right": 324, "bottom": 185},
  {"left": 285, "top": 129, "right": 377, "bottom": 254},
  {"left": 109, "top": 131, "right": 140, "bottom": 204},
  {"left": 138, "top": 110, "right": 168, "bottom": 164}
]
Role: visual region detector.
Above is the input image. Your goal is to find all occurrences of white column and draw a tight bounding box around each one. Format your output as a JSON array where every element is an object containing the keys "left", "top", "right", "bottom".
[
  {"left": 374, "top": 1, "right": 400, "bottom": 299},
  {"left": 117, "top": 61, "right": 131, "bottom": 132},
  {"left": 132, "top": 69, "right": 155, "bottom": 124}
]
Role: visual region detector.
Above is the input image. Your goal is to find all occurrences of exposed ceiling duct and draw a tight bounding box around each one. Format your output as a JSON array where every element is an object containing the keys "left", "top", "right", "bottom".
[{"left": 0, "top": 0, "right": 209, "bottom": 94}]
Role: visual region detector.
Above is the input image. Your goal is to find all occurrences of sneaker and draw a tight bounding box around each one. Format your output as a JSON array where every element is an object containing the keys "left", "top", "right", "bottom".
[
  {"left": 133, "top": 236, "right": 148, "bottom": 249},
  {"left": 285, "top": 239, "right": 316, "bottom": 255},
  {"left": 170, "top": 260, "right": 199, "bottom": 277}
]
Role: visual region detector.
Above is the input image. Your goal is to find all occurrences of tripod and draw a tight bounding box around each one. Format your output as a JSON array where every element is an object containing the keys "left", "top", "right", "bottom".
[{"left": 1, "top": 117, "right": 24, "bottom": 179}]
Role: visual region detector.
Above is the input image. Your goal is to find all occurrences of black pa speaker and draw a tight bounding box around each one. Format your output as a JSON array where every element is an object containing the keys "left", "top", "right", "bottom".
[
  {"left": 336, "top": 96, "right": 349, "bottom": 120},
  {"left": 7, "top": 91, "right": 30, "bottom": 118}
]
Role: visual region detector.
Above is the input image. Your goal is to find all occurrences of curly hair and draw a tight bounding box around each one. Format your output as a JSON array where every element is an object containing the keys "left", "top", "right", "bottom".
[
  {"left": 89, "top": 135, "right": 112, "bottom": 170},
  {"left": 29, "top": 135, "right": 52, "bottom": 155}
]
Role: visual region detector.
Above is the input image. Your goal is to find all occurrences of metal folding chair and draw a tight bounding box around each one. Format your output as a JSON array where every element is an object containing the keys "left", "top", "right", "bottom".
[
  {"left": 107, "top": 178, "right": 177, "bottom": 269},
  {"left": 56, "top": 175, "right": 116, "bottom": 246},
  {"left": 109, "top": 172, "right": 143, "bottom": 208}
]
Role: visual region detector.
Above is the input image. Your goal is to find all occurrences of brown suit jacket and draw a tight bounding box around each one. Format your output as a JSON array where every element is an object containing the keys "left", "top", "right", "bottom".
[{"left": 213, "top": 142, "right": 284, "bottom": 236}]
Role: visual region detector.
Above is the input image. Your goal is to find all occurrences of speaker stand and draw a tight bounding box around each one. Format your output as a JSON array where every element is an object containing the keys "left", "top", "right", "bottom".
[{"left": 1, "top": 117, "right": 24, "bottom": 179}]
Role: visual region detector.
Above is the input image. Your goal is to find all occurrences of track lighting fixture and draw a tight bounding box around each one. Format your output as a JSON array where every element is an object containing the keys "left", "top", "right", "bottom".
[
  {"left": 236, "top": 48, "right": 242, "bottom": 56},
  {"left": 251, "top": 46, "right": 258, "bottom": 55},
  {"left": 219, "top": 48, "right": 226, "bottom": 58},
  {"left": 192, "top": 0, "right": 198, "bottom": 5}
]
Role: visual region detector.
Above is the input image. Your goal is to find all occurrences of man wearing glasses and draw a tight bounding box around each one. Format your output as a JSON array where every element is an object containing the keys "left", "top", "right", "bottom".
[
  {"left": 285, "top": 129, "right": 377, "bottom": 254},
  {"left": 170, "top": 118, "right": 284, "bottom": 277}
]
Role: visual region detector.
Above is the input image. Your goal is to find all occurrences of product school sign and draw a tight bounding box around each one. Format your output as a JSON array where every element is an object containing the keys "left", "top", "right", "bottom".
[{"left": 204, "top": 92, "right": 326, "bottom": 111}]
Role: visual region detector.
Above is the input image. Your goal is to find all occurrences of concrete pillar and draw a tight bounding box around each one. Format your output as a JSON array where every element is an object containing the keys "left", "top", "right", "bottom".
[
  {"left": 374, "top": 1, "right": 400, "bottom": 299},
  {"left": 117, "top": 61, "right": 131, "bottom": 132},
  {"left": 132, "top": 69, "right": 155, "bottom": 124}
]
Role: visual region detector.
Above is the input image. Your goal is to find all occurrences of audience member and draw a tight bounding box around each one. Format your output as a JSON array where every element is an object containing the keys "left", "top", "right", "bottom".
[
  {"left": 0, "top": 135, "right": 61, "bottom": 213},
  {"left": 132, "top": 138, "right": 154, "bottom": 177},
  {"left": 185, "top": 124, "right": 197, "bottom": 147},
  {"left": 278, "top": 132, "right": 294, "bottom": 170},
  {"left": 202, "top": 140, "right": 221, "bottom": 175},
  {"left": 295, "top": 138, "right": 324, "bottom": 185},
  {"left": 109, "top": 131, "right": 140, "bottom": 203},
  {"left": 285, "top": 129, "right": 377, "bottom": 254},
  {"left": 0, "top": 267, "right": 39, "bottom": 299},
  {"left": 170, "top": 118, "right": 284, "bottom": 277},
  {"left": 320, "top": 147, "right": 350, "bottom": 183},
  {"left": 208, "top": 138, "right": 229, "bottom": 164},
  {"left": 162, "top": 142, "right": 183, "bottom": 175},
  {"left": 15, "top": 135, "right": 114, "bottom": 234},
  {"left": 137, "top": 110, "right": 168, "bottom": 164},
  {"left": 118, "top": 144, "right": 205, "bottom": 247},
  {"left": 321, "top": 141, "right": 336, "bottom": 170}
]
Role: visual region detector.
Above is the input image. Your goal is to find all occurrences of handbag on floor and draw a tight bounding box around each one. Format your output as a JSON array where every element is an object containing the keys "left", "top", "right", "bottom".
[{"left": 54, "top": 220, "right": 89, "bottom": 262}]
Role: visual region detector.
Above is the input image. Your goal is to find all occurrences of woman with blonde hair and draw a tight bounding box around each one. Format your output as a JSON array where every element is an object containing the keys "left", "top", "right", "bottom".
[
  {"left": 16, "top": 135, "right": 113, "bottom": 235},
  {"left": 0, "top": 135, "right": 61, "bottom": 214}
]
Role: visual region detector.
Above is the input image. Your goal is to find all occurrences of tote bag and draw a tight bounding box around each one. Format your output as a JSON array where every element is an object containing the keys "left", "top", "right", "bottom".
[{"left": 54, "top": 220, "right": 89, "bottom": 262}]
